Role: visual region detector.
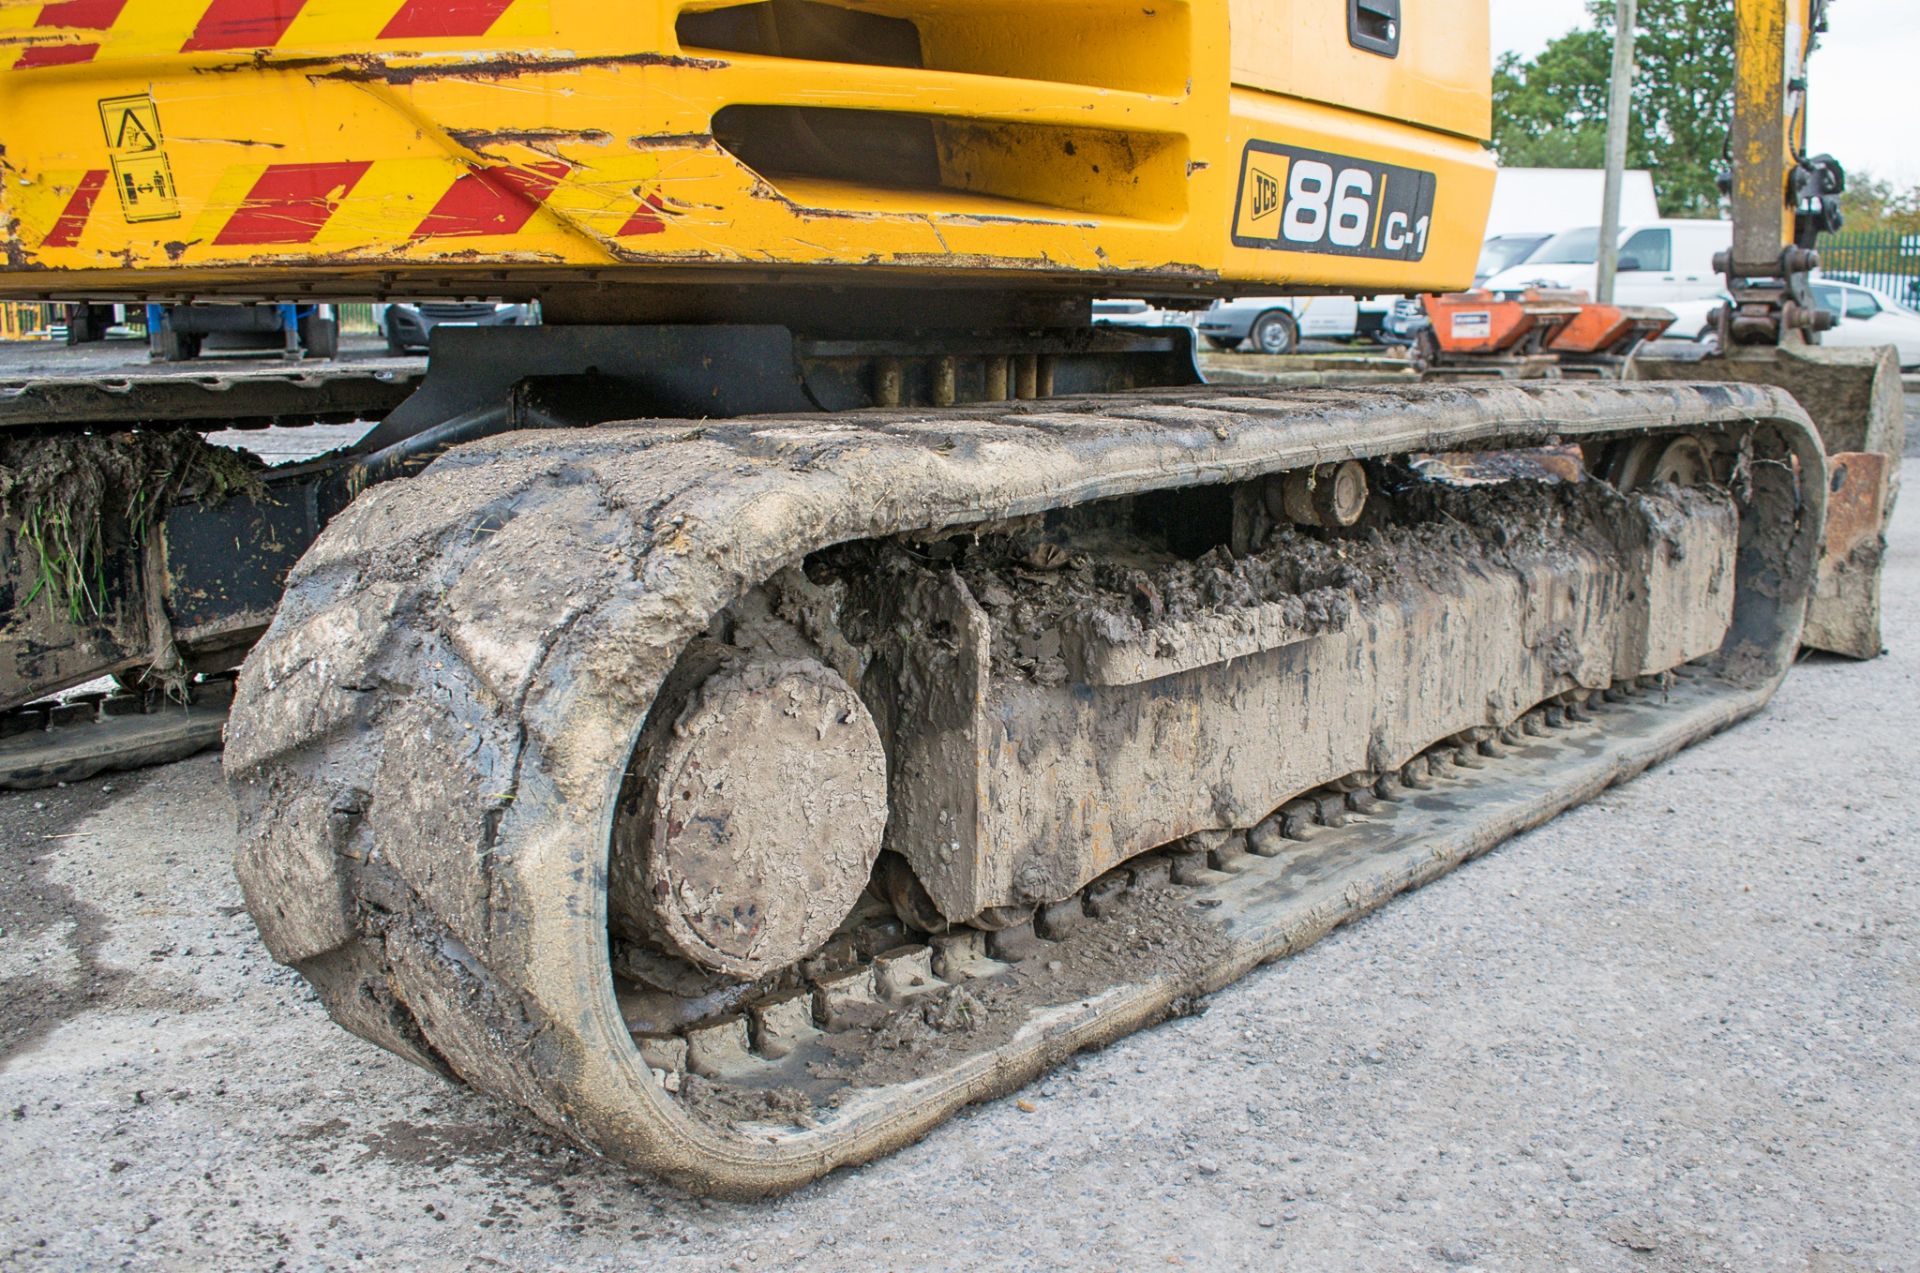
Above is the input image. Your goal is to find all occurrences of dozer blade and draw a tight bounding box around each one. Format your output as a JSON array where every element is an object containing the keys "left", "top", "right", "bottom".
[
  {"left": 225, "top": 380, "right": 1826, "bottom": 1198},
  {"left": 1634, "top": 340, "right": 1903, "bottom": 658}
]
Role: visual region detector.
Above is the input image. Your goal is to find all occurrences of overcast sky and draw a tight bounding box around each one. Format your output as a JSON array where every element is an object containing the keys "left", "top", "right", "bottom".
[{"left": 1491, "top": 0, "right": 1920, "bottom": 187}]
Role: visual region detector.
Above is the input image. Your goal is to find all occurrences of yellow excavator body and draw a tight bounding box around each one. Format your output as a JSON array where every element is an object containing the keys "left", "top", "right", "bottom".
[{"left": 0, "top": 0, "right": 1492, "bottom": 300}]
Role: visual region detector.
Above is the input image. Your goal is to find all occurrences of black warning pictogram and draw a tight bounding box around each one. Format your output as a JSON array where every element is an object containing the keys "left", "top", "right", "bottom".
[
  {"left": 97, "top": 94, "right": 181, "bottom": 224},
  {"left": 112, "top": 109, "right": 158, "bottom": 153}
]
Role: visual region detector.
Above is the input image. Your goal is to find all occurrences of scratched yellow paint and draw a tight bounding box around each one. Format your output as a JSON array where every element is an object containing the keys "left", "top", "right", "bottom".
[
  {"left": 307, "top": 159, "right": 444, "bottom": 248},
  {"left": 0, "top": 0, "right": 1493, "bottom": 301},
  {"left": 0, "top": 3, "right": 38, "bottom": 39},
  {"left": 281, "top": 0, "right": 411, "bottom": 47},
  {"left": 1729, "top": 0, "right": 1819, "bottom": 257},
  {"left": 6, "top": 167, "right": 84, "bottom": 240},
  {"left": 82, "top": 0, "right": 204, "bottom": 61}
]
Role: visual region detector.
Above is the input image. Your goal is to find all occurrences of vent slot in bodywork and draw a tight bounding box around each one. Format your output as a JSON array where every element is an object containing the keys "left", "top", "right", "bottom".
[
  {"left": 677, "top": 2, "right": 925, "bottom": 68},
  {"left": 679, "top": 0, "right": 1190, "bottom": 96},
  {"left": 712, "top": 106, "right": 1187, "bottom": 221}
]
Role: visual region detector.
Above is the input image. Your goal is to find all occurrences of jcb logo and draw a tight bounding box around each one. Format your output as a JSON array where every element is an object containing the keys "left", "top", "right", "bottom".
[
  {"left": 1249, "top": 169, "right": 1280, "bottom": 221},
  {"left": 1233, "top": 142, "right": 1437, "bottom": 263}
]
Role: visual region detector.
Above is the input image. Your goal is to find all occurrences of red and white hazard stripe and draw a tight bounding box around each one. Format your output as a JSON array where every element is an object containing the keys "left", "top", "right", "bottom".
[
  {"left": 410, "top": 161, "right": 570, "bottom": 240},
  {"left": 182, "top": 0, "right": 311, "bottom": 54},
  {"left": 35, "top": 153, "right": 681, "bottom": 251},
  {"left": 15, "top": 0, "right": 528, "bottom": 69},
  {"left": 214, "top": 162, "right": 374, "bottom": 246},
  {"left": 379, "top": 0, "right": 520, "bottom": 39},
  {"left": 14, "top": 0, "right": 128, "bottom": 69},
  {"left": 41, "top": 170, "right": 109, "bottom": 248}
]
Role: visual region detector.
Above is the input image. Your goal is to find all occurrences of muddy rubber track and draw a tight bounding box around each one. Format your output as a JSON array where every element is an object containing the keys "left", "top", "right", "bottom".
[
  {"left": 0, "top": 676, "right": 232, "bottom": 791},
  {"left": 224, "top": 381, "right": 1826, "bottom": 1197}
]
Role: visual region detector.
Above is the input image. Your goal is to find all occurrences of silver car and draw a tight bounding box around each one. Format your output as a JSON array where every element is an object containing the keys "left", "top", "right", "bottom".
[{"left": 1196, "top": 295, "right": 1360, "bottom": 355}]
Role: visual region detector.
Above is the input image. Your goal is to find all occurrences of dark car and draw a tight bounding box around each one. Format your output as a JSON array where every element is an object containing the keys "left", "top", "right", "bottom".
[{"left": 379, "top": 301, "right": 535, "bottom": 353}]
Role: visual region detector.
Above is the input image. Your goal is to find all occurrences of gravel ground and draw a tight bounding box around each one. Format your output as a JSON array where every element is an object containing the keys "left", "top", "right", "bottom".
[{"left": 1, "top": 422, "right": 1917, "bottom": 1272}]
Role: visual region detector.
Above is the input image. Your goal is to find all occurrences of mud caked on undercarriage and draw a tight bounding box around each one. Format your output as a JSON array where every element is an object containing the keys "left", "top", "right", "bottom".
[
  {"left": 0, "top": 0, "right": 1892, "bottom": 1201},
  {"left": 220, "top": 379, "right": 1826, "bottom": 1195}
]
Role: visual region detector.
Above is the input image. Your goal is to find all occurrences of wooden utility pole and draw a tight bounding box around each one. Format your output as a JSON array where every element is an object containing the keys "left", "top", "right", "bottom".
[{"left": 1596, "top": 0, "right": 1638, "bottom": 303}]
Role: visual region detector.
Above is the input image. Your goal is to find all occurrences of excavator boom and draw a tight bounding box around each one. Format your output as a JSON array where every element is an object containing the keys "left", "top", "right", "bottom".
[{"left": 1633, "top": 0, "right": 1901, "bottom": 658}]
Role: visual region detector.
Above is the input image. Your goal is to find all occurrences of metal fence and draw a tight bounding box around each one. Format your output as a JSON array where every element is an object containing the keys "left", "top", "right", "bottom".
[
  {"left": 1820, "top": 231, "right": 1920, "bottom": 305},
  {"left": 3, "top": 302, "right": 379, "bottom": 342},
  {"left": 0, "top": 303, "right": 61, "bottom": 340},
  {"left": 0, "top": 303, "right": 152, "bottom": 341},
  {"left": 336, "top": 303, "right": 381, "bottom": 336}
]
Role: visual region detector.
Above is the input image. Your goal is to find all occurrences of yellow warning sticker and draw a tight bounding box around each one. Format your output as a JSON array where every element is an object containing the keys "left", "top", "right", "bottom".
[{"left": 98, "top": 94, "right": 181, "bottom": 225}]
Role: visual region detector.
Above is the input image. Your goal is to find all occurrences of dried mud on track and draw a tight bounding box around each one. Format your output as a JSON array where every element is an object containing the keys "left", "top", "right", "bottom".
[{"left": 0, "top": 440, "right": 1917, "bottom": 1270}]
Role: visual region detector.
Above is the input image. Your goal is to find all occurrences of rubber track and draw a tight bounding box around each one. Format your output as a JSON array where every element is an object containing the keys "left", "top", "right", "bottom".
[
  {"left": 223, "top": 380, "right": 1827, "bottom": 1197},
  {"left": 0, "top": 677, "right": 233, "bottom": 791}
]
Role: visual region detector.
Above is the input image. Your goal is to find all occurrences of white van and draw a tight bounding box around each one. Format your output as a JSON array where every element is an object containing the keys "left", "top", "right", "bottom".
[
  {"left": 1480, "top": 220, "right": 1731, "bottom": 307},
  {"left": 1484, "top": 169, "right": 1661, "bottom": 239}
]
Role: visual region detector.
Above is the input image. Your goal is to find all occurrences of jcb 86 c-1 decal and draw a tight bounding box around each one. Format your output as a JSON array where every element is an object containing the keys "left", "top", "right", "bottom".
[{"left": 1232, "top": 142, "right": 1438, "bottom": 262}]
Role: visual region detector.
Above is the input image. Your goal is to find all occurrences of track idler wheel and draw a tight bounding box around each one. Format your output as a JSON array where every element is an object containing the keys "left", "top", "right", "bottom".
[
  {"left": 1602, "top": 434, "right": 1713, "bottom": 490},
  {"left": 609, "top": 651, "right": 888, "bottom": 980},
  {"left": 1270, "top": 460, "right": 1370, "bottom": 528}
]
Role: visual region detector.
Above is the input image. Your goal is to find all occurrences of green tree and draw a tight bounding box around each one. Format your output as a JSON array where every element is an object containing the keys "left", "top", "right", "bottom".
[
  {"left": 1840, "top": 173, "right": 1920, "bottom": 236},
  {"left": 1494, "top": 0, "right": 1735, "bottom": 217}
]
